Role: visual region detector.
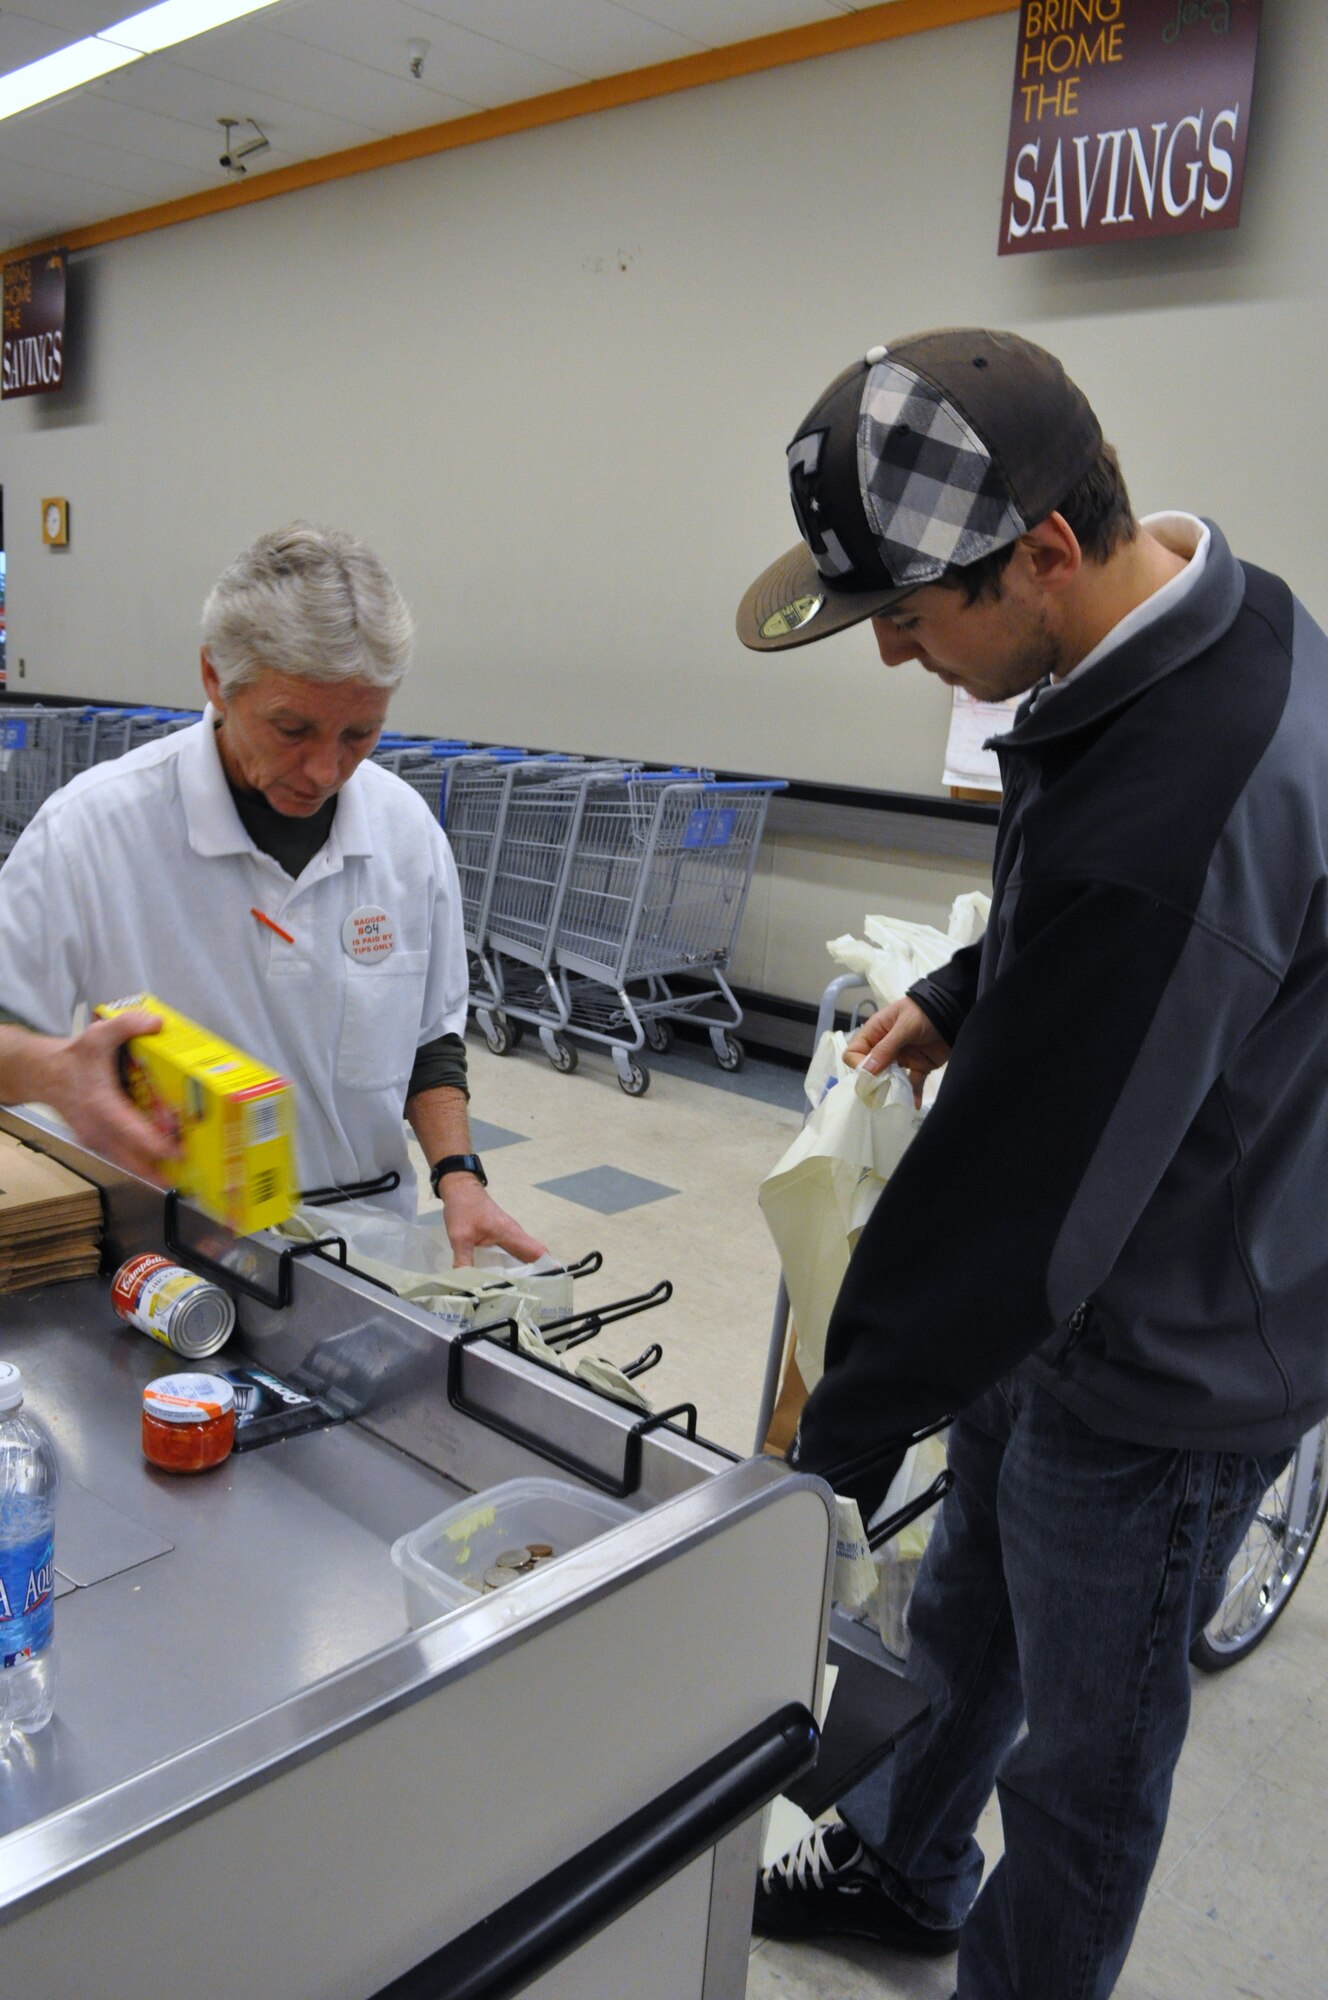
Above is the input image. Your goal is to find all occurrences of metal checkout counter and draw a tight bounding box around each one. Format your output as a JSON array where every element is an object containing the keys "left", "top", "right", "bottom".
[{"left": 0, "top": 1107, "right": 927, "bottom": 2000}]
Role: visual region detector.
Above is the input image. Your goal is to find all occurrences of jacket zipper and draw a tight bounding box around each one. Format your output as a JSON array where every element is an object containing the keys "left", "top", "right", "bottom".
[{"left": 1056, "top": 1300, "right": 1093, "bottom": 1372}]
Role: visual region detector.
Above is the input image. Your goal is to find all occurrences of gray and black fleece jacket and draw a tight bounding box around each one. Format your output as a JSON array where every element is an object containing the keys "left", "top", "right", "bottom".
[{"left": 794, "top": 522, "right": 1328, "bottom": 1499}]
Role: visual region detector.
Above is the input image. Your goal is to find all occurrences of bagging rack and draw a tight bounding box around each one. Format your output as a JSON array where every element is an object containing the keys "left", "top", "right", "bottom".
[{"left": 166, "top": 1186, "right": 682, "bottom": 1434}]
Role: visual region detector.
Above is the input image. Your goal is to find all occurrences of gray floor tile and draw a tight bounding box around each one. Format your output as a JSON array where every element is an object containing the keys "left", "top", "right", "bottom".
[
  {"left": 466, "top": 1116, "right": 530, "bottom": 1151},
  {"left": 534, "top": 1164, "right": 680, "bottom": 1215}
]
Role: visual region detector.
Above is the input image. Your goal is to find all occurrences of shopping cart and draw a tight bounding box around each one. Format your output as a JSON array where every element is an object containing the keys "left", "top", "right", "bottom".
[
  {"left": 371, "top": 738, "right": 471, "bottom": 822},
  {"left": 0, "top": 707, "right": 70, "bottom": 859},
  {"left": 471, "top": 759, "right": 636, "bottom": 1069},
  {"left": 544, "top": 773, "right": 786, "bottom": 1095},
  {"left": 441, "top": 750, "right": 570, "bottom": 1039},
  {"left": 0, "top": 703, "right": 198, "bottom": 862}
]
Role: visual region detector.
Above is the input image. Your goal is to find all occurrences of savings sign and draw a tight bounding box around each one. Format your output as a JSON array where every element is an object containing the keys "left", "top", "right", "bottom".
[
  {"left": 2, "top": 251, "right": 66, "bottom": 399},
  {"left": 999, "top": 2, "right": 1262, "bottom": 255}
]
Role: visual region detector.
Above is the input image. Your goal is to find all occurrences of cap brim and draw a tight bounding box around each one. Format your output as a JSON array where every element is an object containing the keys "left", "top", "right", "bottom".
[{"left": 736, "top": 541, "right": 915, "bottom": 652}]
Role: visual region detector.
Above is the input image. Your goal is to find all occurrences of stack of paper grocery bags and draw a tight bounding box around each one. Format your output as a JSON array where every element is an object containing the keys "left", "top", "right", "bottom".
[{"left": 0, "top": 1131, "right": 102, "bottom": 1291}]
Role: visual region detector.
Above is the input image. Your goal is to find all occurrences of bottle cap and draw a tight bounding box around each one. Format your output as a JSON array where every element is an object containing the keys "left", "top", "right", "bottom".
[
  {"left": 142, "top": 1373, "right": 235, "bottom": 1425},
  {"left": 0, "top": 1361, "right": 24, "bottom": 1412}
]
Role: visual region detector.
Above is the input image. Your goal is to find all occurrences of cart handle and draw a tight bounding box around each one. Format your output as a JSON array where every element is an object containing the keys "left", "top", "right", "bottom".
[
  {"left": 368, "top": 1703, "right": 819, "bottom": 2000},
  {"left": 696, "top": 778, "right": 788, "bottom": 793},
  {"left": 625, "top": 774, "right": 788, "bottom": 793}
]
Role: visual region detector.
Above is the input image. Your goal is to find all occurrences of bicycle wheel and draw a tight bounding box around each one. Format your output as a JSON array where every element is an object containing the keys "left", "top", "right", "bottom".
[{"left": 1190, "top": 1418, "right": 1328, "bottom": 1672}]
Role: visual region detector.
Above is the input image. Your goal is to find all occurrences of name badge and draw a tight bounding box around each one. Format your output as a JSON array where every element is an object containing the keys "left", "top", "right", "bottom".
[{"left": 342, "top": 906, "right": 395, "bottom": 962}]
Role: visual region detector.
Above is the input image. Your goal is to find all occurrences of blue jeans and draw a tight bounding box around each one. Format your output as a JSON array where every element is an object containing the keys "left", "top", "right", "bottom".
[{"left": 839, "top": 1374, "right": 1285, "bottom": 2000}]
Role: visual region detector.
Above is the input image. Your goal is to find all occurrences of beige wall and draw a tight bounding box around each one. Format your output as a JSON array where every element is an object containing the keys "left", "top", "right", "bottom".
[{"left": 1, "top": 4, "right": 1320, "bottom": 1004}]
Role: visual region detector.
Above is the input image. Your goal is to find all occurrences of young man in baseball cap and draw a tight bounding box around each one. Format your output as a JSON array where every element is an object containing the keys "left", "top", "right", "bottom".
[{"left": 742, "top": 330, "right": 1328, "bottom": 1997}]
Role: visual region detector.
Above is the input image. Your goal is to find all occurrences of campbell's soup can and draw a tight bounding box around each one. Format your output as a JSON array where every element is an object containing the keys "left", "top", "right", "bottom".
[{"left": 111, "top": 1253, "right": 236, "bottom": 1359}]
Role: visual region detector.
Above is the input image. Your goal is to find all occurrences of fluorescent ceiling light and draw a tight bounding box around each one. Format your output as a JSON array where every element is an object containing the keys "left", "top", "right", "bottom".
[
  {"left": 0, "top": 41, "right": 139, "bottom": 119},
  {"left": 0, "top": 0, "right": 281, "bottom": 124},
  {"left": 105, "top": 1, "right": 283, "bottom": 60}
]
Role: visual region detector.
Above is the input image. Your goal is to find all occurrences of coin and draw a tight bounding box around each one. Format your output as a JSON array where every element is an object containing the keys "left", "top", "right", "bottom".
[
  {"left": 496, "top": 1549, "right": 528, "bottom": 1569},
  {"left": 527, "top": 1542, "right": 553, "bottom": 1558},
  {"left": 483, "top": 1566, "right": 515, "bottom": 1590}
]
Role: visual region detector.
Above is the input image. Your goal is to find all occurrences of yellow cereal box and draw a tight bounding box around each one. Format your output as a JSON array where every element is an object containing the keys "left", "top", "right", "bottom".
[{"left": 95, "top": 992, "right": 296, "bottom": 1235}]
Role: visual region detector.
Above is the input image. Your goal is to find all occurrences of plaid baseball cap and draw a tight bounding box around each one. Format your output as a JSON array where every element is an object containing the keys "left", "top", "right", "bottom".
[{"left": 736, "top": 328, "right": 1103, "bottom": 651}]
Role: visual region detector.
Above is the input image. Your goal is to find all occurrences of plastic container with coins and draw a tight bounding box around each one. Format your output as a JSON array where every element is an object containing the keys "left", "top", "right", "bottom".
[{"left": 391, "top": 1476, "right": 633, "bottom": 1625}]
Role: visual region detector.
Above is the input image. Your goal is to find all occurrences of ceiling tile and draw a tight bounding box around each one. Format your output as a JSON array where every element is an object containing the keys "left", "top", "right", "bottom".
[
  {"left": 3, "top": 2, "right": 145, "bottom": 36},
  {"left": 613, "top": 2, "right": 856, "bottom": 43},
  {"left": 37, "top": 90, "right": 257, "bottom": 173},
  {"left": 0, "top": 17, "right": 71, "bottom": 73},
  {"left": 266, "top": 0, "right": 585, "bottom": 109},
  {"left": 152, "top": 19, "right": 486, "bottom": 135},
  {"left": 94, "top": 48, "right": 393, "bottom": 156},
  {"left": 4, "top": 0, "right": 308, "bottom": 34},
  {"left": 406, "top": 0, "right": 708, "bottom": 78},
  {"left": 0, "top": 119, "right": 209, "bottom": 201},
  {"left": 0, "top": 150, "right": 152, "bottom": 239}
]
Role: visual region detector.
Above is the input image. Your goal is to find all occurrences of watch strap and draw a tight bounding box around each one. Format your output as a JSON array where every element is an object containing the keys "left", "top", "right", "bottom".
[{"left": 429, "top": 1152, "right": 487, "bottom": 1197}]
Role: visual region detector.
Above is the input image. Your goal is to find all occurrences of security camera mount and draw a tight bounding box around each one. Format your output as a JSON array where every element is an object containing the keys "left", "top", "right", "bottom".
[{"left": 217, "top": 116, "right": 271, "bottom": 178}]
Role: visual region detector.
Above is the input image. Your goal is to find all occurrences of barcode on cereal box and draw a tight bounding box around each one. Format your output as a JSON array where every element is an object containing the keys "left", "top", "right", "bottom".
[{"left": 248, "top": 1097, "right": 281, "bottom": 1146}]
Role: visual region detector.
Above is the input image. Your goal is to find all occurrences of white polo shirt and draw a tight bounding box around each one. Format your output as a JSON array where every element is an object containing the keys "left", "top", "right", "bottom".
[{"left": 0, "top": 712, "right": 468, "bottom": 1217}]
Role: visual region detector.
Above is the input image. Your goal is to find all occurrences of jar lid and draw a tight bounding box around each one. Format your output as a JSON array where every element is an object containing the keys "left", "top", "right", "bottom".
[{"left": 143, "top": 1373, "right": 236, "bottom": 1425}]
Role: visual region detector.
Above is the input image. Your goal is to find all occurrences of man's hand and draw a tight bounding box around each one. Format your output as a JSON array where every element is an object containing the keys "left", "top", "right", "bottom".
[
  {"left": 440, "top": 1173, "right": 548, "bottom": 1268},
  {"left": 844, "top": 996, "right": 952, "bottom": 1107},
  {"left": 0, "top": 1011, "right": 180, "bottom": 1183}
]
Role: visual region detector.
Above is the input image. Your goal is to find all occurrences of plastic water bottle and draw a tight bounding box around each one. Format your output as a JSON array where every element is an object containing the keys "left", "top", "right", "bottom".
[{"left": 0, "top": 1362, "right": 59, "bottom": 1748}]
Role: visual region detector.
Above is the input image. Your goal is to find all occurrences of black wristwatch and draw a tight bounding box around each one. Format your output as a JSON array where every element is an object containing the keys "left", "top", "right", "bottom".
[{"left": 429, "top": 1152, "right": 487, "bottom": 1198}]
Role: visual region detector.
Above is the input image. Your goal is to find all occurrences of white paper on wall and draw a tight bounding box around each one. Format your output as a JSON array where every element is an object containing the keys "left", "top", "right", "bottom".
[{"left": 942, "top": 687, "right": 1021, "bottom": 791}]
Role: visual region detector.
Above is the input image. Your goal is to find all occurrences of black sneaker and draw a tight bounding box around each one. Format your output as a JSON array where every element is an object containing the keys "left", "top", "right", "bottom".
[{"left": 754, "top": 1822, "right": 962, "bottom": 1954}]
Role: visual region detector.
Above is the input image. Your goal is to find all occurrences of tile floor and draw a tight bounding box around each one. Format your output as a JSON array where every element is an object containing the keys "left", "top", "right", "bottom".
[{"left": 422, "top": 1026, "right": 1328, "bottom": 2000}]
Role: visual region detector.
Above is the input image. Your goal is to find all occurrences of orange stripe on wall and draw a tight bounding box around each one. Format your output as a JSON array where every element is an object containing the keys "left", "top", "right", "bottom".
[{"left": 3, "top": 0, "right": 1017, "bottom": 262}]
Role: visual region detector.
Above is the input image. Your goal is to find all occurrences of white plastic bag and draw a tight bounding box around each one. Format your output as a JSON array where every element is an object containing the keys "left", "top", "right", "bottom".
[
  {"left": 826, "top": 891, "right": 991, "bottom": 1009},
  {"left": 832, "top": 1495, "right": 880, "bottom": 1611},
  {"left": 865, "top": 1431, "right": 950, "bottom": 1659},
  {"left": 759, "top": 1034, "right": 921, "bottom": 1389}
]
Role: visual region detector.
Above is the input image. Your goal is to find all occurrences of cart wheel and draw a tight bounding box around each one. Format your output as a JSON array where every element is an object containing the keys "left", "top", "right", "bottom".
[
  {"left": 482, "top": 1012, "right": 514, "bottom": 1056},
  {"left": 548, "top": 1035, "right": 579, "bottom": 1075},
  {"left": 618, "top": 1057, "right": 651, "bottom": 1097},
  {"left": 644, "top": 1019, "right": 673, "bottom": 1054},
  {"left": 714, "top": 1032, "right": 746, "bottom": 1073},
  {"left": 1190, "top": 1417, "right": 1328, "bottom": 1671}
]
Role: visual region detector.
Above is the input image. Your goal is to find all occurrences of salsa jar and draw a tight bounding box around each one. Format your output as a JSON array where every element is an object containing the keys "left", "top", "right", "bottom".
[{"left": 141, "top": 1374, "right": 236, "bottom": 1474}]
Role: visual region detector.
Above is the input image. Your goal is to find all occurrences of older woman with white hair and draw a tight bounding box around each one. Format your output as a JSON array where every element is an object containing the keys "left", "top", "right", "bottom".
[{"left": 0, "top": 523, "right": 543, "bottom": 1265}]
